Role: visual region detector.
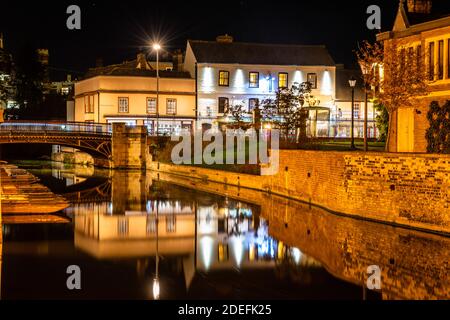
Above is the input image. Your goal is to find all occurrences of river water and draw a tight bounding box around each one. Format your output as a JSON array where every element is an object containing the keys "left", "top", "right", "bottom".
[{"left": 0, "top": 161, "right": 449, "bottom": 300}]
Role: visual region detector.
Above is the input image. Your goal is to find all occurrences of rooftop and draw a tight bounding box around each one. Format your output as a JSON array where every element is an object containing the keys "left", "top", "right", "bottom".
[
  {"left": 83, "top": 54, "right": 191, "bottom": 80},
  {"left": 188, "top": 40, "right": 335, "bottom": 66}
]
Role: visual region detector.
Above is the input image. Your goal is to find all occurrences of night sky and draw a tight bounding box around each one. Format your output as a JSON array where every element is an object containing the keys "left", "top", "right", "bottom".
[{"left": 2, "top": 0, "right": 450, "bottom": 80}]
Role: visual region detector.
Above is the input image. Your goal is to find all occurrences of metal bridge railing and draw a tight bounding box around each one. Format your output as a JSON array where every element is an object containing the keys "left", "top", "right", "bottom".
[{"left": 0, "top": 121, "right": 112, "bottom": 135}]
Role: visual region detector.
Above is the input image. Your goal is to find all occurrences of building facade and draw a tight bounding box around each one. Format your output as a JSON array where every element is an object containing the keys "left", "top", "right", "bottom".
[
  {"left": 377, "top": 0, "right": 450, "bottom": 152},
  {"left": 74, "top": 53, "right": 196, "bottom": 134},
  {"left": 184, "top": 35, "right": 375, "bottom": 138}
]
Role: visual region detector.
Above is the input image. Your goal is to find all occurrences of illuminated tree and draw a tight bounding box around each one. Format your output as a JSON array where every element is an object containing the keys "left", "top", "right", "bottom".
[{"left": 356, "top": 39, "right": 430, "bottom": 151}]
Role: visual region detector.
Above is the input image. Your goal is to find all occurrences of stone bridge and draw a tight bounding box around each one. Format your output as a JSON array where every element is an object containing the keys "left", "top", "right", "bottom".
[{"left": 0, "top": 121, "right": 149, "bottom": 169}]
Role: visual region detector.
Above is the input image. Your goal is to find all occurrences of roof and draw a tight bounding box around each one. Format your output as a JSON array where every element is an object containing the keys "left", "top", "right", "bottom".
[
  {"left": 335, "top": 68, "right": 366, "bottom": 102},
  {"left": 378, "top": 1, "right": 450, "bottom": 40},
  {"left": 83, "top": 59, "right": 191, "bottom": 80},
  {"left": 188, "top": 40, "right": 335, "bottom": 66}
]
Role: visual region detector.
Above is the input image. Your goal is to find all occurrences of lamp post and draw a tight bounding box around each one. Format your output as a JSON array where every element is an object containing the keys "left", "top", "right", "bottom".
[
  {"left": 359, "top": 62, "right": 371, "bottom": 152},
  {"left": 153, "top": 43, "right": 161, "bottom": 136},
  {"left": 349, "top": 76, "right": 357, "bottom": 150}
]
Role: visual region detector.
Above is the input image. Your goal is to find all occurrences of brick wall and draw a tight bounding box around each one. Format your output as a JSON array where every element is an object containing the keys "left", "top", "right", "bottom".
[{"left": 150, "top": 149, "right": 450, "bottom": 234}]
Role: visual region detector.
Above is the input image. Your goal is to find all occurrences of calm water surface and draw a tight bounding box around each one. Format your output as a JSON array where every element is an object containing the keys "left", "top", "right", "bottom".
[{"left": 1, "top": 161, "right": 449, "bottom": 300}]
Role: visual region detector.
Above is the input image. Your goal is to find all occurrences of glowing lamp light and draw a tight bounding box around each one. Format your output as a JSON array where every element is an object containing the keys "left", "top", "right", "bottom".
[
  {"left": 293, "top": 70, "right": 303, "bottom": 84},
  {"left": 152, "top": 278, "right": 160, "bottom": 300},
  {"left": 233, "top": 69, "right": 245, "bottom": 93},
  {"left": 200, "top": 236, "right": 214, "bottom": 271},
  {"left": 321, "top": 70, "right": 332, "bottom": 95},
  {"left": 152, "top": 43, "right": 161, "bottom": 51}
]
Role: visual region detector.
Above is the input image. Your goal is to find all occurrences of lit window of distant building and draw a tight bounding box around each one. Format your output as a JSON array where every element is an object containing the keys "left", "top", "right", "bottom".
[
  {"left": 249, "top": 98, "right": 259, "bottom": 111},
  {"left": 219, "top": 71, "right": 230, "bottom": 86},
  {"left": 278, "top": 72, "right": 288, "bottom": 89},
  {"left": 84, "top": 95, "right": 94, "bottom": 113},
  {"left": 429, "top": 42, "right": 435, "bottom": 80},
  {"left": 353, "top": 102, "right": 361, "bottom": 119},
  {"left": 307, "top": 73, "right": 317, "bottom": 89},
  {"left": 249, "top": 72, "right": 259, "bottom": 88},
  {"left": 147, "top": 97, "right": 157, "bottom": 113},
  {"left": 166, "top": 98, "right": 177, "bottom": 115},
  {"left": 118, "top": 97, "right": 129, "bottom": 113},
  {"left": 218, "top": 97, "right": 229, "bottom": 113}
]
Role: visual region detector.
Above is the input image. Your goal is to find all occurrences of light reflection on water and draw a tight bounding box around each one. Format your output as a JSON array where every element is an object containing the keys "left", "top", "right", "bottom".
[{"left": 1, "top": 161, "right": 449, "bottom": 300}]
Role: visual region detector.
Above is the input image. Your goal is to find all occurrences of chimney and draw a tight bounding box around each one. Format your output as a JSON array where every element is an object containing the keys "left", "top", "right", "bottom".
[
  {"left": 136, "top": 52, "right": 150, "bottom": 70},
  {"left": 406, "top": 0, "right": 432, "bottom": 14},
  {"left": 216, "top": 34, "right": 234, "bottom": 43},
  {"left": 172, "top": 49, "right": 184, "bottom": 71}
]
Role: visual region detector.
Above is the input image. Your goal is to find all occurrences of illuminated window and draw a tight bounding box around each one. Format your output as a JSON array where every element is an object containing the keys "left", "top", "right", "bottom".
[
  {"left": 146, "top": 215, "right": 157, "bottom": 234},
  {"left": 438, "top": 40, "right": 444, "bottom": 80},
  {"left": 249, "top": 72, "right": 259, "bottom": 88},
  {"left": 84, "top": 95, "right": 94, "bottom": 113},
  {"left": 417, "top": 45, "right": 422, "bottom": 69},
  {"left": 166, "top": 215, "right": 176, "bottom": 233},
  {"left": 429, "top": 42, "right": 435, "bottom": 80},
  {"left": 118, "top": 97, "right": 129, "bottom": 113},
  {"left": 166, "top": 98, "right": 177, "bottom": 115},
  {"left": 117, "top": 218, "right": 128, "bottom": 236},
  {"left": 353, "top": 102, "right": 361, "bottom": 119},
  {"left": 448, "top": 39, "right": 450, "bottom": 79},
  {"left": 218, "top": 243, "right": 229, "bottom": 262},
  {"left": 249, "top": 98, "right": 258, "bottom": 111},
  {"left": 278, "top": 72, "right": 288, "bottom": 89},
  {"left": 307, "top": 73, "right": 317, "bottom": 89},
  {"left": 218, "top": 97, "right": 229, "bottom": 113},
  {"left": 147, "top": 98, "right": 157, "bottom": 114},
  {"left": 218, "top": 70, "right": 229, "bottom": 86}
]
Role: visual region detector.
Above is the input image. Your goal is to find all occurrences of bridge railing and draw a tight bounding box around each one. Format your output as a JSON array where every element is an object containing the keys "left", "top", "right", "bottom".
[{"left": 0, "top": 121, "right": 112, "bottom": 135}]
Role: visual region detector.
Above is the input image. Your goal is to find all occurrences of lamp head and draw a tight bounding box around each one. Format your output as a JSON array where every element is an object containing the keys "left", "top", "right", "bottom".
[
  {"left": 349, "top": 76, "right": 357, "bottom": 88},
  {"left": 152, "top": 43, "right": 161, "bottom": 51}
]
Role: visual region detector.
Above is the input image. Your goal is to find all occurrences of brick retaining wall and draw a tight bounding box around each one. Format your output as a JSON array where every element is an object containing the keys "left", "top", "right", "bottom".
[{"left": 150, "top": 150, "right": 450, "bottom": 235}]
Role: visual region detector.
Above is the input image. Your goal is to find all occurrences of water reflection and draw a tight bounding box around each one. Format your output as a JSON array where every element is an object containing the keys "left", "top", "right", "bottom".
[{"left": 1, "top": 162, "right": 449, "bottom": 300}]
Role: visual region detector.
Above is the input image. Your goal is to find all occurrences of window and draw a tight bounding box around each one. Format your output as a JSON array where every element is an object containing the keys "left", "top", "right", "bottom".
[
  {"left": 84, "top": 95, "right": 94, "bottom": 113},
  {"left": 219, "top": 71, "right": 229, "bottom": 86},
  {"left": 249, "top": 72, "right": 259, "bottom": 88},
  {"left": 146, "top": 215, "right": 156, "bottom": 235},
  {"left": 249, "top": 98, "right": 259, "bottom": 112},
  {"left": 307, "top": 73, "right": 318, "bottom": 89},
  {"left": 147, "top": 97, "right": 157, "bottom": 114},
  {"left": 278, "top": 72, "right": 288, "bottom": 89},
  {"left": 448, "top": 39, "right": 450, "bottom": 79},
  {"left": 166, "top": 215, "right": 176, "bottom": 233},
  {"left": 117, "top": 218, "right": 128, "bottom": 236},
  {"left": 353, "top": 103, "right": 361, "bottom": 119},
  {"left": 429, "top": 42, "right": 435, "bottom": 80},
  {"left": 218, "top": 97, "right": 229, "bottom": 114},
  {"left": 118, "top": 97, "right": 129, "bottom": 113},
  {"left": 438, "top": 40, "right": 444, "bottom": 80},
  {"left": 417, "top": 45, "right": 422, "bottom": 69},
  {"left": 166, "top": 98, "right": 177, "bottom": 115}
]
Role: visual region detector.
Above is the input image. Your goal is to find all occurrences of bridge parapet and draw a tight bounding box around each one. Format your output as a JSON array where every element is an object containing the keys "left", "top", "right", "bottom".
[{"left": 0, "top": 121, "right": 112, "bottom": 136}]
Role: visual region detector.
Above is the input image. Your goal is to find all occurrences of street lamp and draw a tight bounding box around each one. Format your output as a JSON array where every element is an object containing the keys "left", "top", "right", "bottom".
[
  {"left": 349, "top": 76, "right": 357, "bottom": 150},
  {"left": 153, "top": 43, "right": 161, "bottom": 135}
]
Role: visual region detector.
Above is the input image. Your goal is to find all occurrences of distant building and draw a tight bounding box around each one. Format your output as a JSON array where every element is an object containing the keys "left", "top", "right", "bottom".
[
  {"left": 377, "top": 0, "right": 450, "bottom": 152},
  {"left": 73, "top": 53, "right": 196, "bottom": 134},
  {"left": 184, "top": 35, "right": 336, "bottom": 132},
  {"left": 0, "top": 33, "right": 15, "bottom": 114}
]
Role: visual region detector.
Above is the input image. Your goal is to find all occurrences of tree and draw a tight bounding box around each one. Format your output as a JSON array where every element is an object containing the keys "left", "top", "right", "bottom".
[
  {"left": 261, "top": 82, "right": 314, "bottom": 141},
  {"left": 374, "top": 102, "right": 388, "bottom": 142},
  {"left": 356, "top": 39, "right": 430, "bottom": 151},
  {"left": 227, "top": 103, "right": 250, "bottom": 130},
  {"left": 9, "top": 44, "right": 45, "bottom": 119}
]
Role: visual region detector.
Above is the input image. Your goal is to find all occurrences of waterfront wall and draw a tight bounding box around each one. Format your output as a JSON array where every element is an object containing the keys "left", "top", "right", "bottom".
[{"left": 150, "top": 150, "right": 450, "bottom": 235}]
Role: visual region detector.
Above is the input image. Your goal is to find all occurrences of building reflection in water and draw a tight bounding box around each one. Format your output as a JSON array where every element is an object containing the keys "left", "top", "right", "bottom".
[
  {"left": 70, "top": 177, "right": 315, "bottom": 299},
  {"left": 6, "top": 165, "right": 446, "bottom": 300}
]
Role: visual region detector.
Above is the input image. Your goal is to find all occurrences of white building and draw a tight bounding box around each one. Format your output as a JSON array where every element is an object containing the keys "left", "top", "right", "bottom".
[{"left": 183, "top": 35, "right": 338, "bottom": 133}]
